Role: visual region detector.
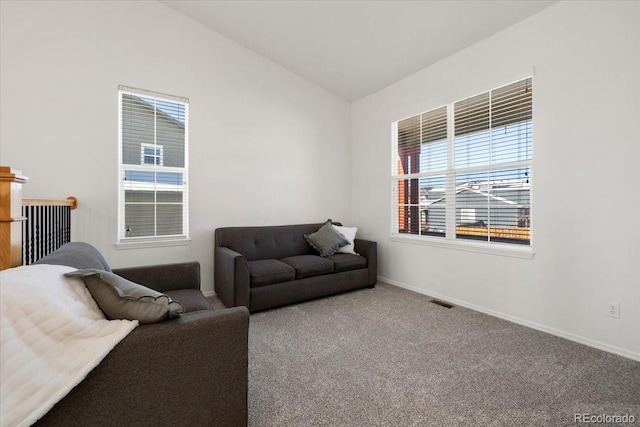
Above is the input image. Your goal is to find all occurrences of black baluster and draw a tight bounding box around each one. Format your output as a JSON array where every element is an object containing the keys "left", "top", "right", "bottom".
[
  {"left": 28, "top": 205, "right": 34, "bottom": 265},
  {"left": 45, "top": 206, "right": 51, "bottom": 257},
  {"left": 55, "top": 205, "right": 60, "bottom": 251},
  {"left": 36, "top": 206, "right": 42, "bottom": 262}
]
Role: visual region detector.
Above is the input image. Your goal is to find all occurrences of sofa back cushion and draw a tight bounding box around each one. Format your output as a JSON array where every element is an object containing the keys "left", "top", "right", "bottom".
[{"left": 215, "top": 223, "right": 333, "bottom": 261}]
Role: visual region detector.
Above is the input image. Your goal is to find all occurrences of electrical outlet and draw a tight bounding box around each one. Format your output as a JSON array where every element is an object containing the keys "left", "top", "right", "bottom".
[{"left": 607, "top": 302, "right": 620, "bottom": 319}]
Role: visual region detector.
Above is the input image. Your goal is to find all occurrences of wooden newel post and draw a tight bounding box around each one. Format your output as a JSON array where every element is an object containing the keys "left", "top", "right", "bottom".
[{"left": 0, "top": 166, "right": 28, "bottom": 270}]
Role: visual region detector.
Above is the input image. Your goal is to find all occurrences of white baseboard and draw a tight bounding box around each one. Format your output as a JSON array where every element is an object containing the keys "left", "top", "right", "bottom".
[
  {"left": 202, "top": 290, "right": 216, "bottom": 298},
  {"left": 378, "top": 276, "right": 640, "bottom": 362}
]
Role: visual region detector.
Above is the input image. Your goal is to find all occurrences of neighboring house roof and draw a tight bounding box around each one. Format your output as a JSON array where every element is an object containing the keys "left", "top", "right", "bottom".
[
  {"left": 127, "top": 94, "right": 185, "bottom": 129},
  {"left": 422, "top": 179, "right": 529, "bottom": 207}
]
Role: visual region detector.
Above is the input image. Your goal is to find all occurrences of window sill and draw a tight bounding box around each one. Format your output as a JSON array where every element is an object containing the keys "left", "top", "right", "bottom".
[
  {"left": 116, "top": 237, "right": 191, "bottom": 250},
  {"left": 390, "top": 234, "right": 534, "bottom": 259}
]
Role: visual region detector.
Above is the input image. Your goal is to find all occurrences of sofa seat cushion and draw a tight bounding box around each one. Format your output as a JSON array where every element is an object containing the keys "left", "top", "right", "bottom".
[
  {"left": 247, "top": 259, "right": 296, "bottom": 288},
  {"left": 165, "top": 289, "right": 212, "bottom": 313},
  {"left": 327, "top": 253, "right": 367, "bottom": 273},
  {"left": 279, "top": 255, "right": 335, "bottom": 279}
]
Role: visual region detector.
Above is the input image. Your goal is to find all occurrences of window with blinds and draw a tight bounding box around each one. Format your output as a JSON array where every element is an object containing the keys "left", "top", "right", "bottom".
[
  {"left": 392, "top": 77, "right": 532, "bottom": 247},
  {"left": 118, "top": 86, "right": 189, "bottom": 244},
  {"left": 396, "top": 106, "right": 448, "bottom": 236}
]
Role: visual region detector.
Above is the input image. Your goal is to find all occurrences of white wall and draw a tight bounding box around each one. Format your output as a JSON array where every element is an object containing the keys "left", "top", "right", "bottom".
[
  {"left": 351, "top": 0, "right": 640, "bottom": 360},
  {"left": 0, "top": 1, "right": 351, "bottom": 293}
]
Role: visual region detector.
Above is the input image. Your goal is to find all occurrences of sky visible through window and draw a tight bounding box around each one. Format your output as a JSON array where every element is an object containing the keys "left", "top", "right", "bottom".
[
  {"left": 417, "top": 120, "right": 532, "bottom": 195},
  {"left": 416, "top": 121, "right": 531, "bottom": 172}
]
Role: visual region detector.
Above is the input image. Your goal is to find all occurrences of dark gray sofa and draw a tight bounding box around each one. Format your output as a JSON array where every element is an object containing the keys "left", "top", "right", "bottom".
[
  {"left": 215, "top": 222, "right": 377, "bottom": 312},
  {"left": 31, "top": 242, "right": 249, "bottom": 427}
]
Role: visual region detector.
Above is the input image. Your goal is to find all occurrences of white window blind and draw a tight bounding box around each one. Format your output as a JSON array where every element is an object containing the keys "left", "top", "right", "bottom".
[
  {"left": 396, "top": 106, "right": 447, "bottom": 236},
  {"left": 392, "top": 77, "right": 532, "bottom": 247},
  {"left": 118, "top": 86, "right": 189, "bottom": 244}
]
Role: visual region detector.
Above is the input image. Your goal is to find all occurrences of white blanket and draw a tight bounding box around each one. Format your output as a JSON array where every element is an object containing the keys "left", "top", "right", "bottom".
[{"left": 0, "top": 264, "right": 137, "bottom": 427}]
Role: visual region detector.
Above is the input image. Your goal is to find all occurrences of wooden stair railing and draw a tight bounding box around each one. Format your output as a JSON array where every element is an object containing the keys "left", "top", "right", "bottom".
[{"left": 0, "top": 166, "right": 78, "bottom": 270}]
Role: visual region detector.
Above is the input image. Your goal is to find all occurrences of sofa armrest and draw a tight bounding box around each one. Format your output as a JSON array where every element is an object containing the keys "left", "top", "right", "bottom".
[
  {"left": 36, "top": 307, "right": 250, "bottom": 427},
  {"left": 113, "top": 261, "right": 200, "bottom": 293},
  {"left": 354, "top": 238, "right": 377, "bottom": 286},
  {"left": 215, "top": 247, "right": 250, "bottom": 308}
]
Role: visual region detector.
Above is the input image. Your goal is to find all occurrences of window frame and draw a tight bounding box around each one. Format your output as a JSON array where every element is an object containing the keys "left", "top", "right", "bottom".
[
  {"left": 391, "top": 77, "right": 534, "bottom": 259},
  {"left": 117, "top": 86, "right": 190, "bottom": 249}
]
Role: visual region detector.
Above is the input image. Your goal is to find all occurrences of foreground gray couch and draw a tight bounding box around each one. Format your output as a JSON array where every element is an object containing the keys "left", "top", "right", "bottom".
[
  {"left": 215, "top": 222, "right": 377, "bottom": 312},
  {"left": 32, "top": 242, "right": 249, "bottom": 427}
]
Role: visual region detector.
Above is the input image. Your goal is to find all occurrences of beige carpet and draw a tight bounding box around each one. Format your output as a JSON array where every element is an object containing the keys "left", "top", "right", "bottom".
[{"left": 211, "top": 282, "right": 640, "bottom": 426}]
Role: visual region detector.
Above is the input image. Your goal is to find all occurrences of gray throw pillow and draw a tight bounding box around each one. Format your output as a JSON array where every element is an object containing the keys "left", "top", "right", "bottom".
[
  {"left": 66, "top": 269, "right": 184, "bottom": 324},
  {"left": 304, "top": 219, "right": 349, "bottom": 257}
]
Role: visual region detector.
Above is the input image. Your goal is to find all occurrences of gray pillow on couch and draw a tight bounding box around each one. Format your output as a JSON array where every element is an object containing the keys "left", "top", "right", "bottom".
[
  {"left": 66, "top": 269, "right": 184, "bottom": 324},
  {"left": 304, "top": 219, "right": 349, "bottom": 257}
]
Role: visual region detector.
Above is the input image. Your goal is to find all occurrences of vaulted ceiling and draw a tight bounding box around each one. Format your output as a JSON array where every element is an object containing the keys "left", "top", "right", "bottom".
[{"left": 161, "top": 1, "right": 557, "bottom": 101}]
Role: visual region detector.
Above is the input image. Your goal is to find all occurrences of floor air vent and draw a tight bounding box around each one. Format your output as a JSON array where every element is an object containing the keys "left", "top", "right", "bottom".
[{"left": 430, "top": 299, "right": 454, "bottom": 309}]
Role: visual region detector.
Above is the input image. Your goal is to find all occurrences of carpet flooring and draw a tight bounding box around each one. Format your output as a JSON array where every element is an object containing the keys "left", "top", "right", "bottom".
[{"left": 212, "top": 283, "right": 640, "bottom": 426}]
